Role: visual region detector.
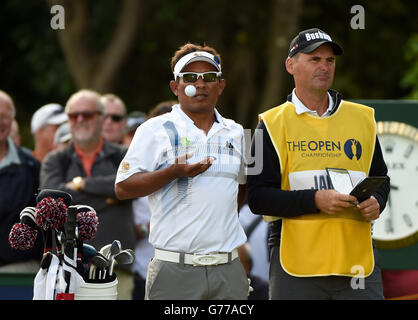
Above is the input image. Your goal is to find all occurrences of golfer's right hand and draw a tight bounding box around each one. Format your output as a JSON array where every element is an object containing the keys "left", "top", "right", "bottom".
[{"left": 171, "top": 151, "right": 214, "bottom": 178}]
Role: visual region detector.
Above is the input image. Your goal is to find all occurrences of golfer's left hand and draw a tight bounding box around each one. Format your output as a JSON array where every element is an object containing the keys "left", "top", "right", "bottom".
[{"left": 354, "top": 196, "right": 380, "bottom": 221}]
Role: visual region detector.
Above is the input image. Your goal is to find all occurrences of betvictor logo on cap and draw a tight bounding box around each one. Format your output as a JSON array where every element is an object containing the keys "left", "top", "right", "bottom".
[{"left": 304, "top": 30, "right": 332, "bottom": 42}]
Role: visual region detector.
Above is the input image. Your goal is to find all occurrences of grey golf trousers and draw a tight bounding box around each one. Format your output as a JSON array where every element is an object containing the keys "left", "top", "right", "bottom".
[{"left": 145, "top": 257, "right": 249, "bottom": 300}]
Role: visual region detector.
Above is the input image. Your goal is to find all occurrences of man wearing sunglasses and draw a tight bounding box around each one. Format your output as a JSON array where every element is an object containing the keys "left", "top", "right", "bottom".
[
  {"left": 40, "top": 89, "right": 136, "bottom": 299},
  {"left": 100, "top": 94, "right": 127, "bottom": 145},
  {"left": 115, "top": 43, "right": 248, "bottom": 300}
]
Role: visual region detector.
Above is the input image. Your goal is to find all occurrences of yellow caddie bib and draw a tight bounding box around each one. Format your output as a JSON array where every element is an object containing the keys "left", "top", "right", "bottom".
[{"left": 261, "top": 100, "right": 376, "bottom": 277}]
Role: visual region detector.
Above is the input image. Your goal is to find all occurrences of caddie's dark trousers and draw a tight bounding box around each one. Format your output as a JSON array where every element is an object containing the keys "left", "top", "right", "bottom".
[{"left": 269, "top": 245, "right": 384, "bottom": 300}]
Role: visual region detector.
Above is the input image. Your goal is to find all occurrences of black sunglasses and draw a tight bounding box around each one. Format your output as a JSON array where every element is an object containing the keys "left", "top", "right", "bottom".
[
  {"left": 67, "top": 111, "right": 102, "bottom": 121},
  {"left": 104, "top": 114, "right": 125, "bottom": 122},
  {"left": 176, "top": 72, "right": 222, "bottom": 83}
]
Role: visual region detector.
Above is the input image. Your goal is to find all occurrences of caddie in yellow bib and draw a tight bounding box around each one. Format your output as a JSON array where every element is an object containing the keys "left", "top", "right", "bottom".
[
  {"left": 246, "top": 28, "right": 389, "bottom": 300},
  {"left": 261, "top": 100, "right": 376, "bottom": 277}
]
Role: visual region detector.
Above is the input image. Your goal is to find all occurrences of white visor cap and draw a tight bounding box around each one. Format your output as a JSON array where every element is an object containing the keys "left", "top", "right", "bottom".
[
  {"left": 173, "top": 51, "right": 222, "bottom": 78},
  {"left": 31, "top": 103, "right": 68, "bottom": 134}
]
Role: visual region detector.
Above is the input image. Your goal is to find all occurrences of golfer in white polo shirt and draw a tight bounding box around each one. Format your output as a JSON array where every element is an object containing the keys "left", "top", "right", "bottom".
[{"left": 115, "top": 43, "right": 249, "bottom": 300}]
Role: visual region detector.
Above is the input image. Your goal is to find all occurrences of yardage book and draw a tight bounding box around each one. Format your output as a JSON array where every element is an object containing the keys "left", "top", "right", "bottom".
[
  {"left": 349, "top": 176, "right": 387, "bottom": 202},
  {"left": 326, "top": 168, "right": 387, "bottom": 202}
]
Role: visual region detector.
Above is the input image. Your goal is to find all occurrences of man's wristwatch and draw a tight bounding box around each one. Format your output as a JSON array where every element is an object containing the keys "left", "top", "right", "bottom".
[{"left": 72, "top": 176, "right": 84, "bottom": 191}]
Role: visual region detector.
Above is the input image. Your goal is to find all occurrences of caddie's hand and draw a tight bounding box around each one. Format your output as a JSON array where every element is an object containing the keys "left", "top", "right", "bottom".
[
  {"left": 171, "top": 151, "right": 214, "bottom": 178},
  {"left": 354, "top": 195, "right": 380, "bottom": 221},
  {"left": 314, "top": 189, "right": 359, "bottom": 215}
]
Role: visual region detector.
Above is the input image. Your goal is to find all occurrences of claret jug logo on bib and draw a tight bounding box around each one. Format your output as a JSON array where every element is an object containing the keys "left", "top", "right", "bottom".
[{"left": 344, "top": 139, "right": 362, "bottom": 160}]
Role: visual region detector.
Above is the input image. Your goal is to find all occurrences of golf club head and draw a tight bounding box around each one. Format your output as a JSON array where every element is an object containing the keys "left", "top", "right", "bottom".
[
  {"left": 19, "top": 207, "right": 38, "bottom": 230},
  {"left": 109, "top": 249, "right": 135, "bottom": 276},
  {"left": 19, "top": 207, "right": 36, "bottom": 221},
  {"left": 35, "top": 192, "right": 70, "bottom": 231},
  {"left": 36, "top": 189, "right": 72, "bottom": 207},
  {"left": 74, "top": 204, "right": 96, "bottom": 214},
  {"left": 82, "top": 243, "right": 97, "bottom": 264},
  {"left": 99, "top": 244, "right": 112, "bottom": 258},
  {"left": 110, "top": 240, "right": 122, "bottom": 257},
  {"left": 124, "top": 249, "right": 135, "bottom": 259},
  {"left": 106, "top": 240, "right": 122, "bottom": 278},
  {"left": 8, "top": 222, "right": 38, "bottom": 251},
  {"left": 116, "top": 249, "right": 135, "bottom": 265},
  {"left": 75, "top": 207, "right": 98, "bottom": 241}
]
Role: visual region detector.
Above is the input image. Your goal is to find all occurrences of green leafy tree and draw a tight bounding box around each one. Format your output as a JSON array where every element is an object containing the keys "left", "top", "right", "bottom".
[{"left": 401, "top": 34, "right": 418, "bottom": 99}]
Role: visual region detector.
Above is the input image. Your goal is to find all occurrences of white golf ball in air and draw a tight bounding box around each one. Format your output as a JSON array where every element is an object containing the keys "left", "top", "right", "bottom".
[{"left": 185, "top": 85, "right": 196, "bottom": 97}]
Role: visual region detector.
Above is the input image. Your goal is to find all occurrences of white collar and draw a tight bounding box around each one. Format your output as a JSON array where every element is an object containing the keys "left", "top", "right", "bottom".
[
  {"left": 172, "top": 104, "right": 231, "bottom": 130},
  {"left": 291, "top": 89, "right": 334, "bottom": 117}
]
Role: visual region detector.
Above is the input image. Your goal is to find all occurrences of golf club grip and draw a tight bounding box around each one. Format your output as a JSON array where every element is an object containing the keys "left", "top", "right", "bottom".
[
  {"left": 46, "top": 229, "right": 53, "bottom": 251},
  {"left": 65, "top": 207, "right": 77, "bottom": 240},
  {"left": 63, "top": 207, "right": 77, "bottom": 294}
]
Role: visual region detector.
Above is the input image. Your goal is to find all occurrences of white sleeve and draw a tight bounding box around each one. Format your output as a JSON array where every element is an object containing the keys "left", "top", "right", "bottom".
[{"left": 115, "top": 122, "right": 162, "bottom": 184}]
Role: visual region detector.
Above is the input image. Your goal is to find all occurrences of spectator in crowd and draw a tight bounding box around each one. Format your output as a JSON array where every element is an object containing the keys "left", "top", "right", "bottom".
[
  {"left": 100, "top": 94, "right": 127, "bottom": 144},
  {"left": 9, "top": 119, "right": 20, "bottom": 146},
  {"left": 31, "top": 103, "right": 67, "bottom": 162},
  {"left": 0, "top": 90, "right": 43, "bottom": 267},
  {"left": 40, "top": 89, "right": 136, "bottom": 299},
  {"left": 53, "top": 122, "right": 71, "bottom": 151},
  {"left": 122, "top": 111, "right": 146, "bottom": 147},
  {"left": 146, "top": 100, "right": 175, "bottom": 120},
  {"left": 238, "top": 242, "right": 269, "bottom": 300},
  {"left": 123, "top": 99, "right": 175, "bottom": 147},
  {"left": 115, "top": 43, "right": 248, "bottom": 300}
]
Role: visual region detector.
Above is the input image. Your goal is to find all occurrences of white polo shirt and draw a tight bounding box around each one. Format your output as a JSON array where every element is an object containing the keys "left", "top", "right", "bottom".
[{"left": 116, "top": 104, "right": 247, "bottom": 254}]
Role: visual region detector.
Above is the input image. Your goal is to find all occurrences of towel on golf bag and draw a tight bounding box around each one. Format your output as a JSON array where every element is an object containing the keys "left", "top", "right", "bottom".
[
  {"left": 55, "top": 250, "right": 85, "bottom": 300},
  {"left": 33, "top": 254, "right": 60, "bottom": 300}
]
